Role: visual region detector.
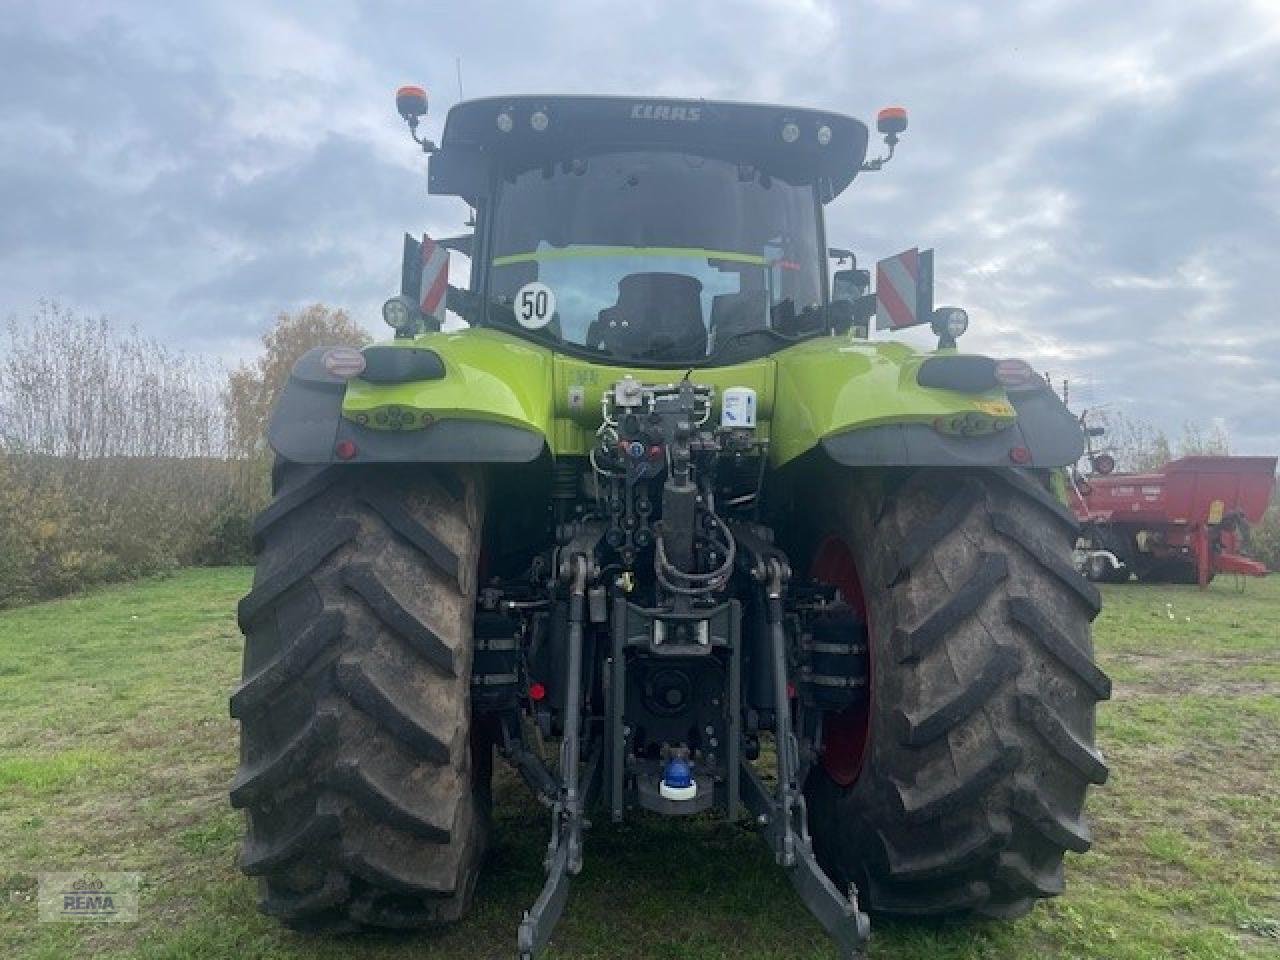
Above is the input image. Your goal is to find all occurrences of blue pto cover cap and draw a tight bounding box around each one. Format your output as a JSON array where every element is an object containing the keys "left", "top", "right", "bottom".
[{"left": 662, "top": 756, "right": 693, "bottom": 789}]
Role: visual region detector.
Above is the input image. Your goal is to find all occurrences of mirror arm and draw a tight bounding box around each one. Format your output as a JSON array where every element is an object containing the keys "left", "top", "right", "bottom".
[
  {"left": 860, "top": 137, "right": 896, "bottom": 172},
  {"left": 406, "top": 115, "right": 438, "bottom": 154}
]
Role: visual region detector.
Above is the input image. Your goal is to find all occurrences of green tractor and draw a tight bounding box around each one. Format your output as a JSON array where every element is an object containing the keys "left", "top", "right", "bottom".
[{"left": 230, "top": 89, "right": 1109, "bottom": 959}]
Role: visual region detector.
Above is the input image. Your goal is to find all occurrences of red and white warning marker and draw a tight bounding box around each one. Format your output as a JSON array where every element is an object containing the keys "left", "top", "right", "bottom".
[
  {"left": 875, "top": 247, "right": 934, "bottom": 330},
  {"left": 419, "top": 234, "right": 450, "bottom": 328}
]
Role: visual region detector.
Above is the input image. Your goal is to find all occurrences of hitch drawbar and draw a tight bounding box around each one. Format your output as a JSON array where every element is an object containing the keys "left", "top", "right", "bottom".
[{"left": 514, "top": 550, "right": 870, "bottom": 960}]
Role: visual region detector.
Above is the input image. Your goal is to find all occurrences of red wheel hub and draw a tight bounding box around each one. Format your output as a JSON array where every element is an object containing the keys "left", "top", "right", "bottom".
[{"left": 810, "top": 536, "right": 872, "bottom": 787}]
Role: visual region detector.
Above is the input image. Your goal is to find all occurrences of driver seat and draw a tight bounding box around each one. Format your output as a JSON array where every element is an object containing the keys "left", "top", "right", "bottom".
[
  {"left": 587, "top": 273, "right": 705, "bottom": 356},
  {"left": 708, "top": 291, "right": 769, "bottom": 350}
]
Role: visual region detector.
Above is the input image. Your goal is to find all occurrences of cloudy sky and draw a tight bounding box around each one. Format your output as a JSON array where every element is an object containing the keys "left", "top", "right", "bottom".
[{"left": 3, "top": 1, "right": 1278, "bottom": 452}]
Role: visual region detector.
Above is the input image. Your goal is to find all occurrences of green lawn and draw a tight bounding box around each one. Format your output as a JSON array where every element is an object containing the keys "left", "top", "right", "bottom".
[{"left": 1, "top": 569, "right": 1277, "bottom": 959}]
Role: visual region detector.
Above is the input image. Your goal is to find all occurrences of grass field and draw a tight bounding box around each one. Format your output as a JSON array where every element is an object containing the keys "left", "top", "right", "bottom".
[{"left": 1, "top": 568, "right": 1277, "bottom": 959}]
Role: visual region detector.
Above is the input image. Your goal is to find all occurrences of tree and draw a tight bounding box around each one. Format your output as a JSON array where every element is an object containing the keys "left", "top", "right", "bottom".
[
  {"left": 225, "top": 304, "right": 370, "bottom": 461},
  {"left": 1085, "top": 409, "right": 1172, "bottom": 473},
  {"left": 1083, "top": 410, "right": 1235, "bottom": 474},
  {"left": 1176, "top": 419, "right": 1231, "bottom": 457},
  {"left": 0, "top": 302, "right": 224, "bottom": 461}
]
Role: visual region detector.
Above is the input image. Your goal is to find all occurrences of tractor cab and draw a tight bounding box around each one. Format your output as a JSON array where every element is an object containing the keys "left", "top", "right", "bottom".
[{"left": 392, "top": 95, "right": 897, "bottom": 364}]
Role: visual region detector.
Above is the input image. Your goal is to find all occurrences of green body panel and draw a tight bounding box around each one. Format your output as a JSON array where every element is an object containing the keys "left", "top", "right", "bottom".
[
  {"left": 344, "top": 329, "right": 555, "bottom": 433},
  {"left": 770, "top": 338, "right": 1012, "bottom": 466},
  {"left": 340, "top": 328, "right": 1017, "bottom": 466}
]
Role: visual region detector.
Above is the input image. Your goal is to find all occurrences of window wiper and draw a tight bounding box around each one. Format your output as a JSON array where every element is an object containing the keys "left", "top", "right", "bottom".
[
  {"left": 708, "top": 325, "right": 825, "bottom": 359},
  {"left": 630, "top": 334, "right": 705, "bottom": 362}
]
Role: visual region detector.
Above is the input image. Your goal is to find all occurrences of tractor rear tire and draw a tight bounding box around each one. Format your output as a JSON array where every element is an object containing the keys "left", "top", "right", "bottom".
[
  {"left": 230, "top": 461, "right": 488, "bottom": 930},
  {"left": 801, "top": 467, "right": 1111, "bottom": 920}
]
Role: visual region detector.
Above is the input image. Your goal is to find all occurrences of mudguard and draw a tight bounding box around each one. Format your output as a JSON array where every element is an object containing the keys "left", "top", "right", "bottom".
[
  {"left": 818, "top": 386, "right": 1084, "bottom": 467},
  {"left": 771, "top": 338, "right": 1084, "bottom": 468},
  {"left": 268, "top": 339, "right": 550, "bottom": 464}
]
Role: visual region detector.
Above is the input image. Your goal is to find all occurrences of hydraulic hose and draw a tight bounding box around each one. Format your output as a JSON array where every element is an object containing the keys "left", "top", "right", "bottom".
[{"left": 654, "top": 504, "right": 736, "bottom": 596}]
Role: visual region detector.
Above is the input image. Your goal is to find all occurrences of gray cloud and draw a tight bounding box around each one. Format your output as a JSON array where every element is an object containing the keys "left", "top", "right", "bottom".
[{"left": 1, "top": 0, "right": 1278, "bottom": 451}]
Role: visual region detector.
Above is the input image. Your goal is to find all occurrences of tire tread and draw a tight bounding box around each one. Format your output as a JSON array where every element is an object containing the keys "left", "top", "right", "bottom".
[
  {"left": 232, "top": 462, "right": 484, "bottom": 932},
  {"left": 804, "top": 466, "right": 1108, "bottom": 920}
]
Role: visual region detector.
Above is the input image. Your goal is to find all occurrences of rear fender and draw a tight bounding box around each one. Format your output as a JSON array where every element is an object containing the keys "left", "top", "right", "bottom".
[
  {"left": 771, "top": 339, "right": 1084, "bottom": 469},
  {"left": 268, "top": 335, "right": 552, "bottom": 464}
]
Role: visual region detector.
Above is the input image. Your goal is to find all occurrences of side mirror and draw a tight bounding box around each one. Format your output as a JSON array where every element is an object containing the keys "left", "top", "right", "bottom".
[
  {"left": 833, "top": 268, "right": 870, "bottom": 303},
  {"left": 830, "top": 267, "right": 874, "bottom": 337}
]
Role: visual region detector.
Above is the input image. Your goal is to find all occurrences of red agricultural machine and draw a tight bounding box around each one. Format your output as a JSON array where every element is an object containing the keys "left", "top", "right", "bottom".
[{"left": 1071, "top": 455, "right": 1277, "bottom": 586}]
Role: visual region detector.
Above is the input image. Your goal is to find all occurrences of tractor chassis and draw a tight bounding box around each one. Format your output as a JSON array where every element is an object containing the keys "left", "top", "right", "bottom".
[{"left": 513, "top": 541, "right": 871, "bottom": 960}]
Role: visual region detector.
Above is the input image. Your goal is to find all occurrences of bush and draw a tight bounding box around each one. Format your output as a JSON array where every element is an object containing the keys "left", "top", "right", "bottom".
[
  {"left": 184, "top": 495, "right": 260, "bottom": 567},
  {"left": 1251, "top": 491, "right": 1280, "bottom": 573},
  {"left": 0, "top": 303, "right": 354, "bottom": 607},
  {"left": 0, "top": 458, "right": 83, "bottom": 606},
  {"left": 0, "top": 454, "right": 264, "bottom": 608},
  {"left": 0, "top": 306, "right": 258, "bottom": 607}
]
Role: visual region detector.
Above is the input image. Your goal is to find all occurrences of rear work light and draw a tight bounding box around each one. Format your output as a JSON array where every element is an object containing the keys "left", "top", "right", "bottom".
[{"left": 994, "top": 358, "right": 1036, "bottom": 388}]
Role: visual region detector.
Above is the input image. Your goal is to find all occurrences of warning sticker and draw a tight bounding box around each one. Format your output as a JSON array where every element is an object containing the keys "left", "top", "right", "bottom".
[{"left": 976, "top": 400, "right": 1015, "bottom": 418}]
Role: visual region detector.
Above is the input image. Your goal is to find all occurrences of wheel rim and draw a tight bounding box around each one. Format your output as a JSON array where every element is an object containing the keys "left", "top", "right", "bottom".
[{"left": 810, "top": 535, "right": 873, "bottom": 788}]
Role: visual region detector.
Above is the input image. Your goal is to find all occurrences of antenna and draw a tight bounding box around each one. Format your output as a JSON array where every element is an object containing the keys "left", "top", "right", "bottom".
[{"left": 454, "top": 59, "right": 476, "bottom": 228}]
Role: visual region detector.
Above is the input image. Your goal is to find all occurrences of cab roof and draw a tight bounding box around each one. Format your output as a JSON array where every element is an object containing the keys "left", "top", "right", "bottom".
[{"left": 429, "top": 95, "right": 870, "bottom": 204}]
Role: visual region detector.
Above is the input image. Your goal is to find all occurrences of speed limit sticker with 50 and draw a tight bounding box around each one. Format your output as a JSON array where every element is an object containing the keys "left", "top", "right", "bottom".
[{"left": 515, "top": 281, "right": 556, "bottom": 329}]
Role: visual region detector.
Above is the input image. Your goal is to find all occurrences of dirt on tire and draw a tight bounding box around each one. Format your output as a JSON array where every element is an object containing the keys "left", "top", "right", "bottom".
[
  {"left": 230, "top": 461, "right": 487, "bottom": 930},
  {"left": 799, "top": 467, "right": 1111, "bottom": 919}
]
